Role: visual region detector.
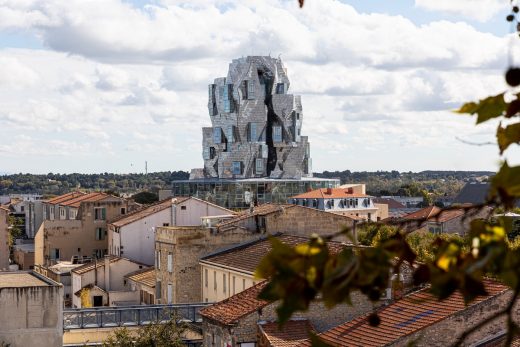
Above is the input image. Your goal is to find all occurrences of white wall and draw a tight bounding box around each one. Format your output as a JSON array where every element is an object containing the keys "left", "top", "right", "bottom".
[{"left": 176, "top": 198, "right": 232, "bottom": 226}]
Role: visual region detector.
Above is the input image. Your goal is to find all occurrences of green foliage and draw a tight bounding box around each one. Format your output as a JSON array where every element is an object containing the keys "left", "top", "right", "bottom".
[
  {"left": 103, "top": 315, "right": 187, "bottom": 347},
  {"left": 131, "top": 191, "right": 159, "bottom": 204}
]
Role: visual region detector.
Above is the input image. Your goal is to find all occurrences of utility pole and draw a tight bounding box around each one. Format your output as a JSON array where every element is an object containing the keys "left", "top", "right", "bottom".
[{"left": 145, "top": 161, "right": 148, "bottom": 175}]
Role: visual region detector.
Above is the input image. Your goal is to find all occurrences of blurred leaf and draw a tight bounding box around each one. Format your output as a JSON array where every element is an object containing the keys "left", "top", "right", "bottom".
[
  {"left": 497, "top": 123, "right": 520, "bottom": 154},
  {"left": 308, "top": 332, "right": 333, "bottom": 347},
  {"left": 456, "top": 93, "right": 506, "bottom": 124},
  {"left": 490, "top": 162, "right": 520, "bottom": 208}
]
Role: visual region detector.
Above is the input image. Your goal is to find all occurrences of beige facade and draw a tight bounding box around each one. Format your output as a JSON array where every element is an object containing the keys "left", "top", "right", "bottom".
[
  {"left": 200, "top": 262, "right": 257, "bottom": 303},
  {"left": 0, "top": 271, "right": 63, "bottom": 347},
  {"left": 12, "top": 243, "right": 35, "bottom": 270},
  {"left": 155, "top": 226, "right": 259, "bottom": 304},
  {"left": 71, "top": 256, "right": 147, "bottom": 308},
  {"left": 0, "top": 206, "right": 9, "bottom": 270},
  {"left": 35, "top": 195, "right": 134, "bottom": 266}
]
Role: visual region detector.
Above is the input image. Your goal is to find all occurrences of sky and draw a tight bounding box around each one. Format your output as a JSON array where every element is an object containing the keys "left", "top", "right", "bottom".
[{"left": 0, "top": 0, "right": 519, "bottom": 174}]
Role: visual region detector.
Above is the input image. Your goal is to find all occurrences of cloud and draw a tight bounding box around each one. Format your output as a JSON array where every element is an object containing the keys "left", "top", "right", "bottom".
[{"left": 415, "top": 0, "right": 507, "bottom": 22}]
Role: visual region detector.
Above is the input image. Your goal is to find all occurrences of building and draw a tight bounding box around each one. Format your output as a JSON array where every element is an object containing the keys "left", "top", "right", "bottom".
[
  {"left": 0, "top": 271, "right": 63, "bottom": 347},
  {"left": 171, "top": 56, "right": 339, "bottom": 209},
  {"left": 71, "top": 255, "right": 148, "bottom": 308},
  {"left": 453, "top": 182, "right": 491, "bottom": 205},
  {"left": 299, "top": 280, "right": 509, "bottom": 347},
  {"left": 398, "top": 205, "right": 491, "bottom": 235},
  {"left": 34, "top": 261, "right": 83, "bottom": 307},
  {"left": 155, "top": 204, "right": 355, "bottom": 305},
  {"left": 125, "top": 267, "right": 156, "bottom": 305},
  {"left": 12, "top": 242, "right": 35, "bottom": 270},
  {"left": 35, "top": 192, "right": 136, "bottom": 266},
  {"left": 381, "top": 195, "right": 424, "bottom": 208},
  {"left": 0, "top": 206, "right": 9, "bottom": 270},
  {"left": 108, "top": 197, "right": 234, "bottom": 265},
  {"left": 199, "top": 234, "right": 346, "bottom": 303},
  {"left": 257, "top": 319, "right": 314, "bottom": 347},
  {"left": 199, "top": 281, "right": 383, "bottom": 347},
  {"left": 289, "top": 187, "right": 385, "bottom": 222}
]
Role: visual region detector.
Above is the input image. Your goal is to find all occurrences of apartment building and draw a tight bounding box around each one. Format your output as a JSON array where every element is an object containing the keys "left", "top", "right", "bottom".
[
  {"left": 155, "top": 203, "right": 355, "bottom": 305},
  {"left": 108, "top": 197, "right": 234, "bottom": 265},
  {"left": 35, "top": 192, "right": 137, "bottom": 266}
]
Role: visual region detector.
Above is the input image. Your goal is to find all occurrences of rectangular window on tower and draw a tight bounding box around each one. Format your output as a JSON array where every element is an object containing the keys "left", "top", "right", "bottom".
[
  {"left": 273, "top": 126, "right": 282, "bottom": 142},
  {"left": 226, "top": 125, "right": 234, "bottom": 143},
  {"left": 213, "top": 127, "right": 222, "bottom": 144},
  {"left": 256, "top": 159, "right": 264, "bottom": 174},
  {"left": 224, "top": 100, "right": 231, "bottom": 113},
  {"left": 249, "top": 123, "right": 257, "bottom": 142},
  {"left": 203, "top": 147, "right": 210, "bottom": 160},
  {"left": 248, "top": 80, "right": 255, "bottom": 99},
  {"left": 276, "top": 83, "right": 285, "bottom": 94},
  {"left": 232, "top": 161, "right": 242, "bottom": 175}
]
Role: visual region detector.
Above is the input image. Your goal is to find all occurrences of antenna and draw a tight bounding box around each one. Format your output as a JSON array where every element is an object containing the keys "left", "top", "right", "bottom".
[{"left": 145, "top": 161, "right": 148, "bottom": 175}]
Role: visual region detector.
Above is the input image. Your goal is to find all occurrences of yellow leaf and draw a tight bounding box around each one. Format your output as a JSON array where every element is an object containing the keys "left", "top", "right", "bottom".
[{"left": 295, "top": 243, "right": 322, "bottom": 256}]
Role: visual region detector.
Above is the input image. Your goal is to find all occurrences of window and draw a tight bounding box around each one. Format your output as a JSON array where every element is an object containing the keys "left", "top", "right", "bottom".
[
  {"left": 247, "top": 80, "right": 255, "bottom": 99},
  {"left": 213, "top": 127, "right": 222, "bottom": 144},
  {"left": 167, "top": 253, "right": 172, "bottom": 273},
  {"left": 163, "top": 223, "right": 169, "bottom": 227},
  {"left": 181, "top": 206, "right": 186, "bottom": 210},
  {"left": 94, "top": 207, "right": 106, "bottom": 221},
  {"left": 70, "top": 210, "right": 76, "bottom": 219},
  {"left": 205, "top": 269, "right": 208, "bottom": 288},
  {"left": 249, "top": 123, "right": 257, "bottom": 142},
  {"left": 50, "top": 248, "right": 60, "bottom": 260},
  {"left": 157, "top": 250, "right": 161, "bottom": 270},
  {"left": 95, "top": 228, "right": 105, "bottom": 241},
  {"left": 120, "top": 207, "right": 126, "bottom": 215},
  {"left": 255, "top": 159, "right": 264, "bottom": 174},
  {"left": 214, "top": 271, "right": 217, "bottom": 291},
  {"left": 261, "top": 144, "right": 268, "bottom": 159},
  {"left": 273, "top": 126, "right": 282, "bottom": 142},
  {"left": 209, "top": 147, "right": 216, "bottom": 159},
  {"left": 224, "top": 100, "right": 231, "bottom": 113},
  {"left": 167, "top": 284, "right": 173, "bottom": 304},
  {"left": 226, "top": 125, "right": 234, "bottom": 143},
  {"left": 232, "top": 161, "right": 242, "bottom": 175},
  {"left": 156, "top": 281, "right": 161, "bottom": 299},
  {"left": 203, "top": 146, "right": 210, "bottom": 160},
  {"left": 276, "top": 83, "right": 285, "bottom": 94},
  {"left": 60, "top": 208, "right": 65, "bottom": 218},
  {"left": 233, "top": 276, "right": 236, "bottom": 295},
  {"left": 223, "top": 274, "right": 226, "bottom": 294}
]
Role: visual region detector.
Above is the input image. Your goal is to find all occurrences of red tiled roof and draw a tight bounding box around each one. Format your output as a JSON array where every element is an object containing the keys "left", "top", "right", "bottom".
[
  {"left": 200, "top": 235, "right": 347, "bottom": 274},
  {"left": 291, "top": 188, "right": 369, "bottom": 200},
  {"left": 61, "top": 192, "right": 112, "bottom": 208},
  {"left": 299, "top": 280, "right": 508, "bottom": 347},
  {"left": 110, "top": 198, "right": 181, "bottom": 227},
  {"left": 45, "top": 191, "right": 87, "bottom": 204},
  {"left": 199, "top": 281, "right": 269, "bottom": 325},
  {"left": 402, "top": 206, "right": 466, "bottom": 223},
  {"left": 259, "top": 320, "right": 315, "bottom": 347}
]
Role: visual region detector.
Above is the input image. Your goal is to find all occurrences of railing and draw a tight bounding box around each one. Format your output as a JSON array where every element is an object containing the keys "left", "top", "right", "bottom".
[{"left": 63, "top": 303, "right": 211, "bottom": 330}]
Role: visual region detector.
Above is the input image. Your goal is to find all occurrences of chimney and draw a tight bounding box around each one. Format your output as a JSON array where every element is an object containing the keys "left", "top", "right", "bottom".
[
  {"left": 326, "top": 187, "right": 332, "bottom": 195},
  {"left": 104, "top": 255, "right": 110, "bottom": 291},
  {"left": 347, "top": 187, "right": 353, "bottom": 194},
  {"left": 171, "top": 198, "right": 177, "bottom": 227}
]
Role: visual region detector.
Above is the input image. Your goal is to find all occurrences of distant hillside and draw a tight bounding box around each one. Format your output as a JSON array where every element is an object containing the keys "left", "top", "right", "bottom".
[{"left": 0, "top": 170, "right": 493, "bottom": 197}]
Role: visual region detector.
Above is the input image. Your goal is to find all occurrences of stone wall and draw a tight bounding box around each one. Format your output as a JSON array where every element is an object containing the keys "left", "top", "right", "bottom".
[
  {"left": 202, "top": 291, "right": 383, "bottom": 346},
  {"left": 155, "top": 226, "right": 264, "bottom": 303},
  {"left": 393, "top": 289, "right": 515, "bottom": 346}
]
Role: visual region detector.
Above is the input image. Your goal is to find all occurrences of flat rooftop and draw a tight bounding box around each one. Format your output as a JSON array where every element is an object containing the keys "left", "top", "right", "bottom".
[{"left": 0, "top": 272, "right": 53, "bottom": 288}]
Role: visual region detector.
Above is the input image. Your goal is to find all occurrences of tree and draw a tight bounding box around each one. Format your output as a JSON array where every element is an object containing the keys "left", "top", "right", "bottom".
[
  {"left": 255, "top": 1, "right": 520, "bottom": 346},
  {"left": 131, "top": 191, "right": 159, "bottom": 204},
  {"left": 103, "top": 315, "right": 187, "bottom": 347}
]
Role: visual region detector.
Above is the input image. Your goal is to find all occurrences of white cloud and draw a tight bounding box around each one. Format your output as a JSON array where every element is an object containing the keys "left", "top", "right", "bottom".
[
  {"left": 0, "top": 0, "right": 516, "bottom": 173},
  {"left": 415, "top": 0, "right": 507, "bottom": 22}
]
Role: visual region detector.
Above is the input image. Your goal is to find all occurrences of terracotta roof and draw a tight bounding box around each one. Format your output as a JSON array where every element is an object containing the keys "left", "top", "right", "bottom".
[
  {"left": 71, "top": 256, "right": 141, "bottom": 275},
  {"left": 45, "top": 191, "right": 86, "bottom": 204},
  {"left": 125, "top": 267, "right": 155, "bottom": 288},
  {"left": 259, "top": 320, "right": 315, "bottom": 347},
  {"left": 201, "top": 235, "right": 347, "bottom": 274},
  {"left": 299, "top": 280, "right": 508, "bottom": 347},
  {"left": 291, "top": 188, "right": 369, "bottom": 200},
  {"left": 372, "top": 198, "right": 406, "bottom": 209},
  {"left": 60, "top": 192, "right": 112, "bottom": 208},
  {"left": 199, "top": 281, "right": 269, "bottom": 325},
  {"left": 402, "top": 206, "right": 466, "bottom": 223},
  {"left": 110, "top": 198, "right": 180, "bottom": 227},
  {"left": 217, "top": 204, "right": 296, "bottom": 229}
]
